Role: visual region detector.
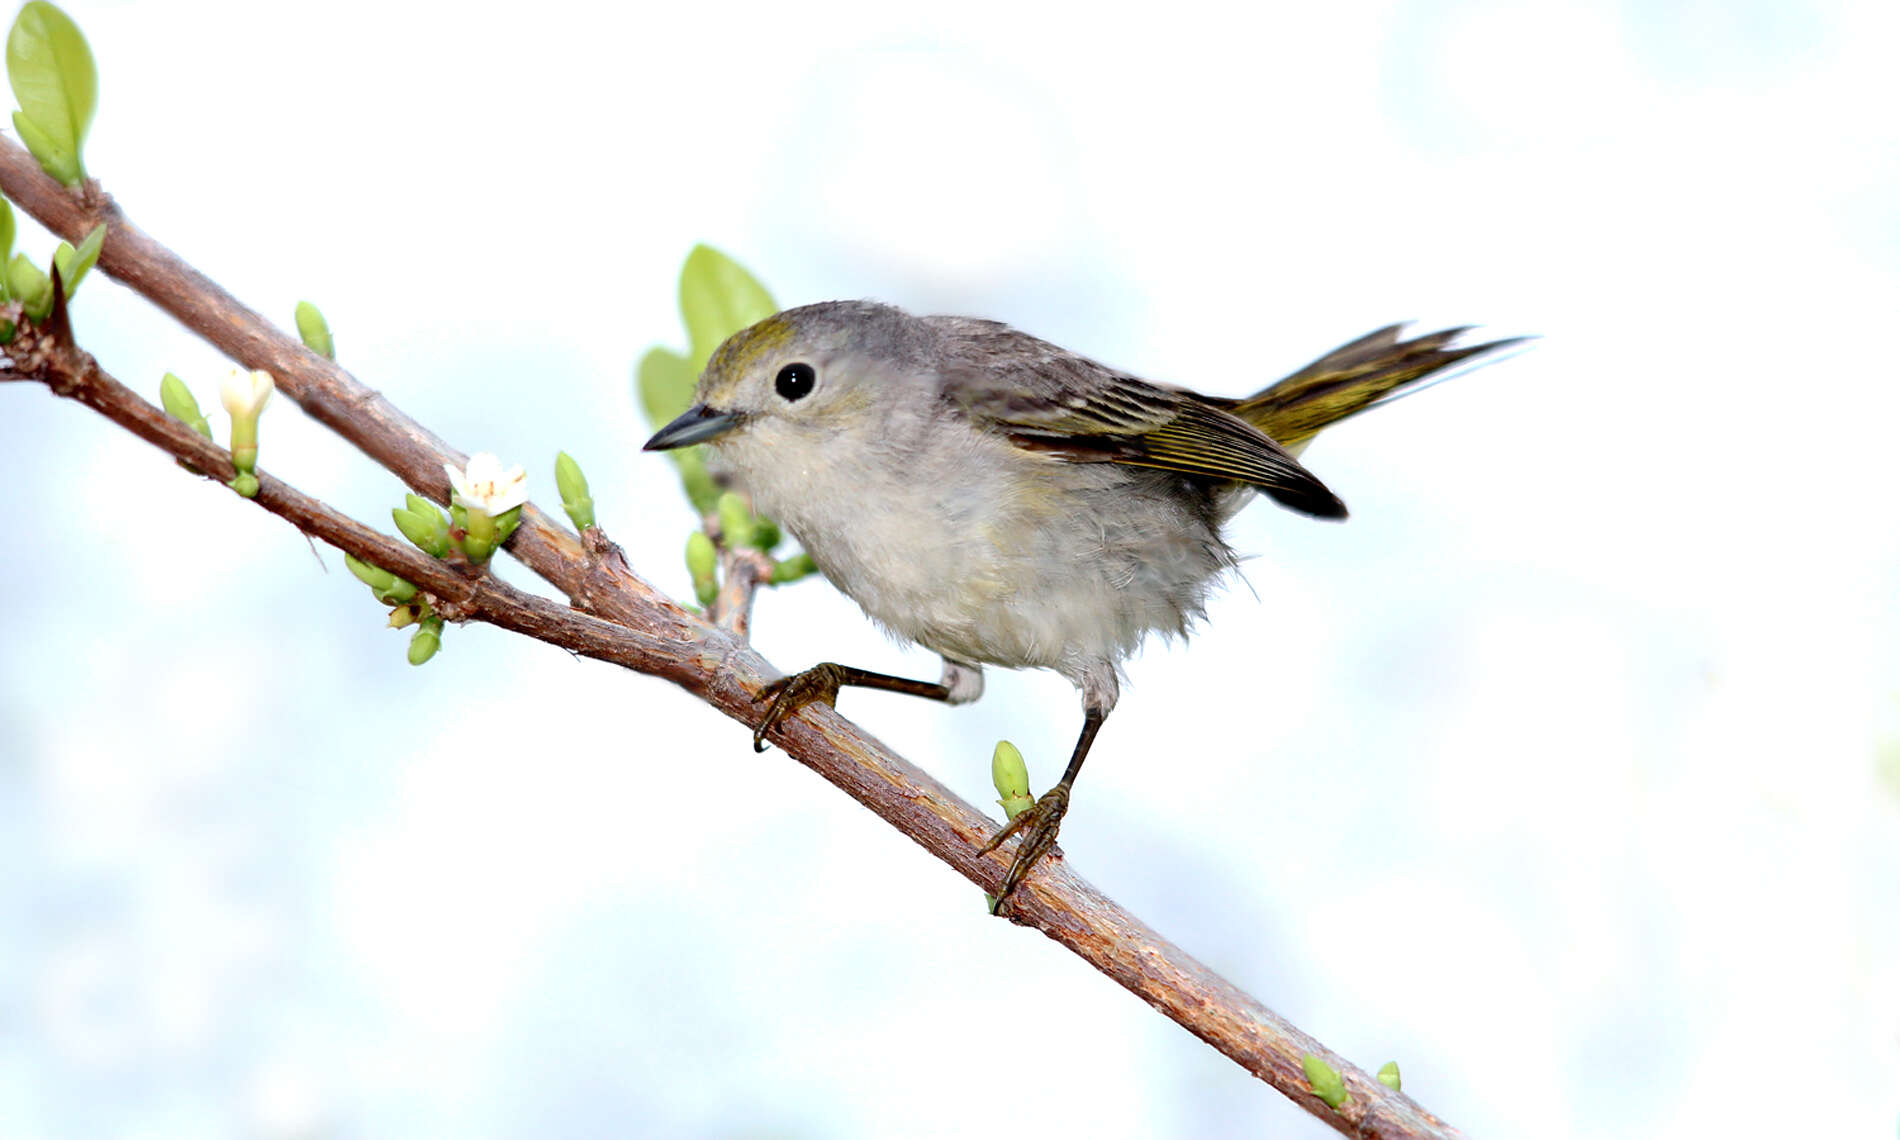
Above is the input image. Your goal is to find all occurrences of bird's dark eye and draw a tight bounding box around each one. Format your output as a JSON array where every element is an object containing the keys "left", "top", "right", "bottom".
[{"left": 774, "top": 362, "right": 817, "bottom": 402}]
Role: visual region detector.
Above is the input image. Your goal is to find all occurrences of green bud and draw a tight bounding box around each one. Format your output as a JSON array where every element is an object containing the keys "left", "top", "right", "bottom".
[
  {"left": 991, "top": 740, "right": 1035, "bottom": 820},
  {"left": 770, "top": 552, "right": 818, "bottom": 585},
  {"left": 686, "top": 530, "right": 718, "bottom": 607},
  {"left": 227, "top": 471, "right": 260, "bottom": 498},
  {"left": 379, "top": 576, "right": 418, "bottom": 605},
  {"left": 294, "top": 300, "right": 334, "bottom": 358},
  {"left": 716, "top": 491, "right": 755, "bottom": 549},
  {"left": 554, "top": 450, "right": 595, "bottom": 531},
  {"left": 344, "top": 553, "right": 396, "bottom": 593},
  {"left": 159, "top": 373, "right": 213, "bottom": 441},
  {"left": 393, "top": 499, "right": 451, "bottom": 557},
  {"left": 1376, "top": 1061, "right": 1401, "bottom": 1091},
  {"left": 407, "top": 616, "right": 443, "bottom": 666},
  {"left": 750, "top": 514, "right": 781, "bottom": 550},
  {"left": 1302, "top": 1055, "right": 1350, "bottom": 1110}
]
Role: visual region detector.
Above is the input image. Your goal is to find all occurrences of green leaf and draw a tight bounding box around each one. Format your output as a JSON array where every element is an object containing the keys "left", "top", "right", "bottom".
[
  {"left": 638, "top": 346, "right": 720, "bottom": 514},
  {"left": 294, "top": 300, "right": 334, "bottom": 358},
  {"left": 0, "top": 197, "right": 14, "bottom": 266},
  {"left": 7, "top": 2, "right": 97, "bottom": 186},
  {"left": 637, "top": 345, "right": 695, "bottom": 429},
  {"left": 51, "top": 221, "right": 104, "bottom": 297},
  {"left": 7, "top": 252, "right": 50, "bottom": 320},
  {"left": 678, "top": 244, "right": 776, "bottom": 367}
]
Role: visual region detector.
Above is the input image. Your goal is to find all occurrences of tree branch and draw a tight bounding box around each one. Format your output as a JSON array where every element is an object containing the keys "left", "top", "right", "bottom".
[{"left": 0, "top": 136, "right": 1460, "bottom": 1140}]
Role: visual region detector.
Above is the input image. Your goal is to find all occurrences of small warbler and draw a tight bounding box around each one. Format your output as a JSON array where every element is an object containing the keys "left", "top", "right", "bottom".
[{"left": 646, "top": 302, "right": 1517, "bottom": 910}]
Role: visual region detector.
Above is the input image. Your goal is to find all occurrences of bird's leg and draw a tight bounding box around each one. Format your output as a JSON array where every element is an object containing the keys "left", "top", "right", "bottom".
[
  {"left": 752, "top": 659, "right": 981, "bottom": 752},
  {"left": 978, "top": 703, "right": 1108, "bottom": 914}
]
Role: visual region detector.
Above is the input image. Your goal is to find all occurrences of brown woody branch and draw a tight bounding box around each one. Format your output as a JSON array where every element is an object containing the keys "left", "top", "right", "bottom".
[{"left": 0, "top": 136, "right": 1460, "bottom": 1140}]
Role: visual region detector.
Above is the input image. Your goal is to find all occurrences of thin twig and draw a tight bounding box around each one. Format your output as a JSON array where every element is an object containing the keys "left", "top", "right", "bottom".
[{"left": 0, "top": 138, "right": 1461, "bottom": 1140}]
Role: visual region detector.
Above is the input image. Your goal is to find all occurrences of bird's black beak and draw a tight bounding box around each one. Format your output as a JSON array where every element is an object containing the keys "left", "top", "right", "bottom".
[{"left": 644, "top": 405, "right": 745, "bottom": 450}]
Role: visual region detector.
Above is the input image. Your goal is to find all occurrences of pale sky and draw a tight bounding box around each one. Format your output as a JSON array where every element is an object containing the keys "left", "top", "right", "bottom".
[{"left": 3, "top": 1, "right": 1897, "bottom": 1137}]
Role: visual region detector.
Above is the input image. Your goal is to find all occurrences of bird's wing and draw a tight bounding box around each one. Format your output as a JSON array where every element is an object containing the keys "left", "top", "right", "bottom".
[{"left": 938, "top": 330, "right": 1346, "bottom": 519}]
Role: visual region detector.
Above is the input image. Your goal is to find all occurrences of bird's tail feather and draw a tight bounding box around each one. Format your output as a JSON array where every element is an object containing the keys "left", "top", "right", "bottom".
[{"left": 1222, "top": 325, "right": 1528, "bottom": 457}]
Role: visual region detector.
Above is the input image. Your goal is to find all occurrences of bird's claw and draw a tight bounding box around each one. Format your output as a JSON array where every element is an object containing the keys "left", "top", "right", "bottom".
[
  {"left": 979, "top": 784, "right": 1070, "bottom": 915},
  {"left": 752, "top": 664, "right": 845, "bottom": 752}
]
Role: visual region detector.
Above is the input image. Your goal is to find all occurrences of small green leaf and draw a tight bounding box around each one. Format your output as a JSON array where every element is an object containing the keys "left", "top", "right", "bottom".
[
  {"left": 7, "top": 2, "right": 97, "bottom": 186},
  {"left": 51, "top": 221, "right": 104, "bottom": 297},
  {"left": 294, "top": 300, "right": 333, "bottom": 359},
  {"left": 0, "top": 197, "right": 15, "bottom": 267},
  {"left": 638, "top": 347, "right": 721, "bottom": 515},
  {"left": 1302, "top": 1054, "right": 1350, "bottom": 1109},
  {"left": 679, "top": 244, "right": 777, "bottom": 367},
  {"left": 7, "top": 252, "right": 50, "bottom": 321},
  {"left": 1376, "top": 1061, "right": 1401, "bottom": 1091},
  {"left": 637, "top": 345, "right": 696, "bottom": 429}
]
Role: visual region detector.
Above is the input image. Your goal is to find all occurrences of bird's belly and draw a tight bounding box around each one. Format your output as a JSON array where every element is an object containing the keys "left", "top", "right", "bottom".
[{"left": 760, "top": 456, "right": 1232, "bottom": 679}]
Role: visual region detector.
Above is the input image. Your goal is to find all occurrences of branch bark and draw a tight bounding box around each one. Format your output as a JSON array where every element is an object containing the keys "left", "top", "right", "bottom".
[{"left": 0, "top": 136, "right": 1461, "bottom": 1140}]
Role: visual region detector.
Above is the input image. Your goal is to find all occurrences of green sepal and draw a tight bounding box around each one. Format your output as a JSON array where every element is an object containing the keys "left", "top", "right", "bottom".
[
  {"left": 769, "top": 552, "right": 817, "bottom": 585},
  {"left": 407, "top": 616, "right": 443, "bottom": 666},
  {"left": 554, "top": 450, "right": 595, "bottom": 531},
  {"left": 686, "top": 530, "right": 718, "bottom": 607},
  {"left": 294, "top": 300, "right": 334, "bottom": 359},
  {"left": 1301, "top": 1055, "right": 1350, "bottom": 1110},
  {"left": 159, "top": 372, "right": 213, "bottom": 441},
  {"left": 991, "top": 740, "right": 1034, "bottom": 820},
  {"left": 6, "top": 2, "right": 97, "bottom": 186},
  {"left": 51, "top": 221, "right": 104, "bottom": 297},
  {"left": 492, "top": 505, "right": 522, "bottom": 544},
  {"left": 1376, "top": 1061, "right": 1401, "bottom": 1091},
  {"left": 8, "top": 252, "right": 50, "bottom": 321},
  {"left": 227, "top": 472, "right": 260, "bottom": 498},
  {"left": 393, "top": 496, "right": 451, "bottom": 557}
]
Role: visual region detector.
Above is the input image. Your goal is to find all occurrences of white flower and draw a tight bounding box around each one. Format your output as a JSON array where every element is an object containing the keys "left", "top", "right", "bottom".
[
  {"left": 220, "top": 368, "right": 274, "bottom": 419},
  {"left": 445, "top": 452, "right": 529, "bottom": 516}
]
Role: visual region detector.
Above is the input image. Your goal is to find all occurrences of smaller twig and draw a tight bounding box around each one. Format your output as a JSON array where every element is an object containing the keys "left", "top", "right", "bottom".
[{"left": 710, "top": 545, "right": 773, "bottom": 638}]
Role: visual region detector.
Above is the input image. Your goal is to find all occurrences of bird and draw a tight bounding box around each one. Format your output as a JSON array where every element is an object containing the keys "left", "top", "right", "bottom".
[{"left": 645, "top": 301, "right": 1520, "bottom": 910}]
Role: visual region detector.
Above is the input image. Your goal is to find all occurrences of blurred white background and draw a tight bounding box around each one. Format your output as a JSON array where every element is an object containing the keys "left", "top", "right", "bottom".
[{"left": 3, "top": 0, "right": 1897, "bottom": 1136}]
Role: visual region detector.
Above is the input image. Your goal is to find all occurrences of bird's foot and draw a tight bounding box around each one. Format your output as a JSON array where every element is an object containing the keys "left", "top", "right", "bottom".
[
  {"left": 978, "top": 783, "right": 1070, "bottom": 915},
  {"left": 752, "top": 663, "right": 847, "bottom": 751}
]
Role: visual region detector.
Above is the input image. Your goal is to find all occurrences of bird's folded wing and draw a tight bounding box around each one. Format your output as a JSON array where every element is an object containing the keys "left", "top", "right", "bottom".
[{"left": 943, "top": 357, "right": 1346, "bottom": 519}]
